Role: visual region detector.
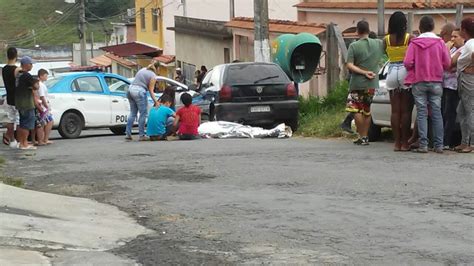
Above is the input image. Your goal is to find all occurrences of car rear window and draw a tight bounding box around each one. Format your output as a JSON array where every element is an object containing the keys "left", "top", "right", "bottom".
[
  {"left": 225, "top": 64, "right": 288, "bottom": 85},
  {"left": 45, "top": 76, "right": 64, "bottom": 89}
]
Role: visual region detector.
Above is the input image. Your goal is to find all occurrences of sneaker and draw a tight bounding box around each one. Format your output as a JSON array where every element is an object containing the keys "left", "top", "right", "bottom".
[
  {"left": 412, "top": 147, "right": 428, "bottom": 153},
  {"left": 361, "top": 137, "right": 369, "bottom": 146},
  {"left": 340, "top": 123, "right": 355, "bottom": 134},
  {"left": 353, "top": 138, "right": 363, "bottom": 145},
  {"left": 9, "top": 140, "right": 19, "bottom": 149},
  {"left": 125, "top": 135, "right": 133, "bottom": 141},
  {"left": 434, "top": 147, "right": 444, "bottom": 154}
]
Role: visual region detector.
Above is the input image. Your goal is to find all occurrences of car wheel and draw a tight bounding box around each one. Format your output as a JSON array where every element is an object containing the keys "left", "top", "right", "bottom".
[
  {"left": 209, "top": 104, "right": 216, "bottom": 121},
  {"left": 201, "top": 113, "right": 210, "bottom": 122},
  {"left": 58, "top": 112, "right": 83, "bottom": 139},
  {"left": 110, "top": 126, "right": 126, "bottom": 135},
  {"left": 286, "top": 118, "right": 298, "bottom": 132},
  {"left": 368, "top": 119, "right": 381, "bottom": 142}
]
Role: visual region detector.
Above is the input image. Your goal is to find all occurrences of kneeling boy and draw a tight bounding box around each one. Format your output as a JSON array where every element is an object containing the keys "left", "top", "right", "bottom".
[{"left": 147, "top": 94, "right": 175, "bottom": 140}]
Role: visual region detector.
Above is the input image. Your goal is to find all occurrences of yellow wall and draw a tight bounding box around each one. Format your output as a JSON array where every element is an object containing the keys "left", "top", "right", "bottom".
[{"left": 135, "top": 0, "right": 164, "bottom": 49}]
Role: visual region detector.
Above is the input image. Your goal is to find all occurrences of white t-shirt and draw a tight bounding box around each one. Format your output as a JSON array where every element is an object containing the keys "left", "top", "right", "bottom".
[
  {"left": 38, "top": 81, "right": 49, "bottom": 110},
  {"left": 458, "top": 38, "right": 474, "bottom": 72}
]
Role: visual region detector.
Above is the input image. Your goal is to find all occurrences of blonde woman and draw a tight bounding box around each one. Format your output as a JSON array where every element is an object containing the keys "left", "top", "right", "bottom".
[{"left": 125, "top": 61, "right": 160, "bottom": 141}]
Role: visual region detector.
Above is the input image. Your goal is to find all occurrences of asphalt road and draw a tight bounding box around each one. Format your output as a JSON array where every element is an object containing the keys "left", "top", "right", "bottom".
[{"left": 1, "top": 129, "right": 473, "bottom": 264}]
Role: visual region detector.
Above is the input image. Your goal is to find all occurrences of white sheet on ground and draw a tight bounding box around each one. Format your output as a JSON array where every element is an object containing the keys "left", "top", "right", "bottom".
[{"left": 198, "top": 121, "right": 292, "bottom": 139}]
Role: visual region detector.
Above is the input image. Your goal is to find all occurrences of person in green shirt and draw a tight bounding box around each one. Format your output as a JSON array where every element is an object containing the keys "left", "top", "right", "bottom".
[
  {"left": 346, "top": 21, "right": 384, "bottom": 145},
  {"left": 15, "top": 56, "right": 37, "bottom": 150}
]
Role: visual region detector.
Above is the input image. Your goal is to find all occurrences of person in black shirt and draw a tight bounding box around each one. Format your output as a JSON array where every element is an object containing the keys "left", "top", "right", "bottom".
[
  {"left": 2, "top": 47, "right": 21, "bottom": 146},
  {"left": 15, "top": 56, "right": 37, "bottom": 150}
]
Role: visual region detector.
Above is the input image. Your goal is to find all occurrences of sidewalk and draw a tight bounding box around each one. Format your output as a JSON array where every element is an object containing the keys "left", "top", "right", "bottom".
[{"left": 0, "top": 183, "right": 152, "bottom": 265}]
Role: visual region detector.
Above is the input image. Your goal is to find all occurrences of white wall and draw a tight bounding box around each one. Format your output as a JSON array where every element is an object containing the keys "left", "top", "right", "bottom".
[{"left": 163, "top": 0, "right": 299, "bottom": 55}]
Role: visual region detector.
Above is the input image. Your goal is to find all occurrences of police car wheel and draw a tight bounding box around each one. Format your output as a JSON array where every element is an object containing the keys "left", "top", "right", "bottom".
[
  {"left": 110, "top": 126, "right": 126, "bottom": 135},
  {"left": 58, "top": 112, "right": 83, "bottom": 139}
]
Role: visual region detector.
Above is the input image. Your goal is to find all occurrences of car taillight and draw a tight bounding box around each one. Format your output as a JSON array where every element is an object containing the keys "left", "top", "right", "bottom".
[
  {"left": 286, "top": 83, "right": 297, "bottom": 98},
  {"left": 219, "top": 85, "right": 232, "bottom": 102}
]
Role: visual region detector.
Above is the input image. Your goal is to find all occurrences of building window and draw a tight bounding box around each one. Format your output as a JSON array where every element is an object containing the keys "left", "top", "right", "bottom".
[
  {"left": 152, "top": 8, "right": 160, "bottom": 32},
  {"left": 140, "top": 8, "right": 145, "bottom": 30},
  {"left": 224, "top": 48, "right": 231, "bottom": 63}
]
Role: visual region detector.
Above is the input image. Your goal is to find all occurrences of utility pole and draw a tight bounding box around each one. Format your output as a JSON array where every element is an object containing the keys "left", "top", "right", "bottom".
[
  {"left": 79, "top": 0, "right": 87, "bottom": 66},
  {"left": 407, "top": 12, "right": 414, "bottom": 35},
  {"left": 230, "top": 0, "right": 235, "bottom": 19},
  {"left": 90, "top": 31, "right": 94, "bottom": 58},
  {"left": 182, "top": 0, "right": 187, "bottom": 17},
  {"left": 455, "top": 4, "right": 464, "bottom": 27},
  {"left": 254, "top": 0, "right": 270, "bottom": 62},
  {"left": 377, "top": 0, "right": 384, "bottom": 37}
]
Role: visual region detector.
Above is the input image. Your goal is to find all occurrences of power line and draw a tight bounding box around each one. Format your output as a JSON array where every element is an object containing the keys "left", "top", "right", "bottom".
[{"left": 6, "top": 4, "right": 79, "bottom": 44}]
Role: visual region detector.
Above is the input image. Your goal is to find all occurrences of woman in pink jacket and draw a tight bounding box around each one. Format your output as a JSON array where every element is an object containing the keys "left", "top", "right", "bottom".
[{"left": 403, "top": 16, "right": 451, "bottom": 153}]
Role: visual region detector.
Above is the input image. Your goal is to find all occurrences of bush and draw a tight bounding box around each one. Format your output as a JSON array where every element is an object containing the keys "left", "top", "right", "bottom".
[{"left": 297, "top": 81, "right": 350, "bottom": 138}]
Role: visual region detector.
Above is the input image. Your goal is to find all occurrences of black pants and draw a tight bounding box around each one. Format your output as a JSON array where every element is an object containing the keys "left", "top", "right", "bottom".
[{"left": 442, "top": 88, "right": 460, "bottom": 147}]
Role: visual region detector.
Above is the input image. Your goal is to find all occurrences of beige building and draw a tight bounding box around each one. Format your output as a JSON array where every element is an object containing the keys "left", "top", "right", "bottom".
[
  {"left": 169, "top": 16, "right": 233, "bottom": 84},
  {"left": 296, "top": 1, "right": 474, "bottom": 34}
]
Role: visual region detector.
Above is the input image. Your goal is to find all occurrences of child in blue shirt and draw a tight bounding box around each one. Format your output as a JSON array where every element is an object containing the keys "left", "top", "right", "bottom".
[{"left": 147, "top": 94, "right": 175, "bottom": 141}]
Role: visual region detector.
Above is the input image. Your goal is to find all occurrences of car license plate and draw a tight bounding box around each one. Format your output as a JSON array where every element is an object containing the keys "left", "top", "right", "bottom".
[{"left": 250, "top": 106, "right": 270, "bottom": 113}]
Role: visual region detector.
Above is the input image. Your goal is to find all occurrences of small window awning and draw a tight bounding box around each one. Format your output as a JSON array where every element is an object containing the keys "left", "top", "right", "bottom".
[
  {"left": 100, "top": 41, "right": 162, "bottom": 57},
  {"left": 154, "top": 54, "right": 175, "bottom": 65},
  {"left": 90, "top": 54, "right": 112, "bottom": 67},
  {"left": 105, "top": 53, "right": 138, "bottom": 68}
]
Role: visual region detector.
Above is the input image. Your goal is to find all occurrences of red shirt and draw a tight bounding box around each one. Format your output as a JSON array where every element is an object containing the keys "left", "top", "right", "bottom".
[{"left": 176, "top": 104, "right": 201, "bottom": 135}]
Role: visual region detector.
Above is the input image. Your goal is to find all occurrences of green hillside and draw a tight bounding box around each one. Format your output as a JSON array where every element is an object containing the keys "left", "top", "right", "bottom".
[{"left": 0, "top": 0, "right": 133, "bottom": 49}]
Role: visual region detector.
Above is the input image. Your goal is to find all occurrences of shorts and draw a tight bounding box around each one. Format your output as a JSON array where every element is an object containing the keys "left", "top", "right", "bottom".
[
  {"left": 18, "top": 108, "right": 36, "bottom": 130},
  {"left": 386, "top": 62, "right": 408, "bottom": 90},
  {"left": 345, "top": 89, "right": 375, "bottom": 116},
  {"left": 35, "top": 110, "right": 48, "bottom": 128},
  {"left": 178, "top": 134, "right": 200, "bottom": 140},
  {"left": 6, "top": 104, "right": 19, "bottom": 124}
]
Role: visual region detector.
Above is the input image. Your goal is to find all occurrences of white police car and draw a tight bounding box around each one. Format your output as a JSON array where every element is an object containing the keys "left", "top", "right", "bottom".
[{"left": 47, "top": 72, "right": 202, "bottom": 138}]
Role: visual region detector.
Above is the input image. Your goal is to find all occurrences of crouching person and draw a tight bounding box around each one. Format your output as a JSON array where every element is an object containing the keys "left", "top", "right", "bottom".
[
  {"left": 147, "top": 94, "right": 175, "bottom": 141},
  {"left": 174, "top": 93, "right": 201, "bottom": 140}
]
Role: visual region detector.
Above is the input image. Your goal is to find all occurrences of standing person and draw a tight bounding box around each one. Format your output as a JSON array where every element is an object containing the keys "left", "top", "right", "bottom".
[
  {"left": 15, "top": 56, "right": 37, "bottom": 150},
  {"left": 440, "top": 23, "right": 456, "bottom": 48},
  {"left": 452, "top": 17, "right": 474, "bottom": 153},
  {"left": 173, "top": 93, "right": 201, "bottom": 140},
  {"left": 2, "top": 47, "right": 21, "bottom": 147},
  {"left": 196, "top": 65, "right": 207, "bottom": 86},
  {"left": 384, "top": 11, "right": 414, "bottom": 151},
  {"left": 31, "top": 78, "right": 45, "bottom": 146},
  {"left": 37, "top": 69, "right": 54, "bottom": 145},
  {"left": 442, "top": 28, "right": 465, "bottom": 149},
  {"left": 404, "top": 16, "right": 451, "bottom": 153},
  {"left": 345, "top": 20, "right": 384, "bottom": 145},
  {"left": 125, "top": 61, "right": 160, "bottom": 141},
  {"left": 175, "top": 68, "right": 186, "bottom": 84}
]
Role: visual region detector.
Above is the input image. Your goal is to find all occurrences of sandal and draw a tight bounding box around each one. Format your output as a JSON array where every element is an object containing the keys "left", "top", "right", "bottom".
[
  {"left": 20, "top": 145, "right": 37, "bottom": 150},
  {"left": 3, "top": 133, "right": 10, "bottom": 145},
  {"left": 457, "top": 147, "right": 473, "bottom": 153}
]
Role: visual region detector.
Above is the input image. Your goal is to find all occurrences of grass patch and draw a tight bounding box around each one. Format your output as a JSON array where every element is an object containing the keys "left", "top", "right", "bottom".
[
  {"left": 0, "top": 156, "right": 24, "bottom": 187},
  {"left": 0, "top": 176, "right": 24, "bottom": 188},
  {"left": 297, "top": 81, "right": 351, "bottom": 138}
]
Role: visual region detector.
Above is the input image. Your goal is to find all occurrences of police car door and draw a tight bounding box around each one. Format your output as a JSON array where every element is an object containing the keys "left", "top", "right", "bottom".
[
  {"left": 71, "top": 76, "right": 111, "bottom": 126},
  {"left": 104, "top": 76, "right": 130, "bottom": 125}
]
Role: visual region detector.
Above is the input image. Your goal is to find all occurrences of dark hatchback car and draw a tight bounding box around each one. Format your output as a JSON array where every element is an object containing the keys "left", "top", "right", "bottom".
[{"left": 199, "top": 62, "right": 299, "bottom": 130}]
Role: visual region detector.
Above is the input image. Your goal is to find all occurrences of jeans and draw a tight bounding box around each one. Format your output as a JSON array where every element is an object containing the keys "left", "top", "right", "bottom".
[
  {"left": 412, "top": 82, "right": 444, "bottom": 149},
  {"left": 126, "top": 85, "right": 148, "bottom": 137}
]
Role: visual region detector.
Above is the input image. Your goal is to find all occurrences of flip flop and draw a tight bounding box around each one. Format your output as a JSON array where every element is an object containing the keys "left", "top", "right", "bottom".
[
  {"left": 3, "top": 133, "right": 10, "bottom": 145},
  {"left": 45, "top": 141, "right": 54, "bottom": 145},
  {"left": 20, "top": 145, "right": 37, "bottom": 150}
]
